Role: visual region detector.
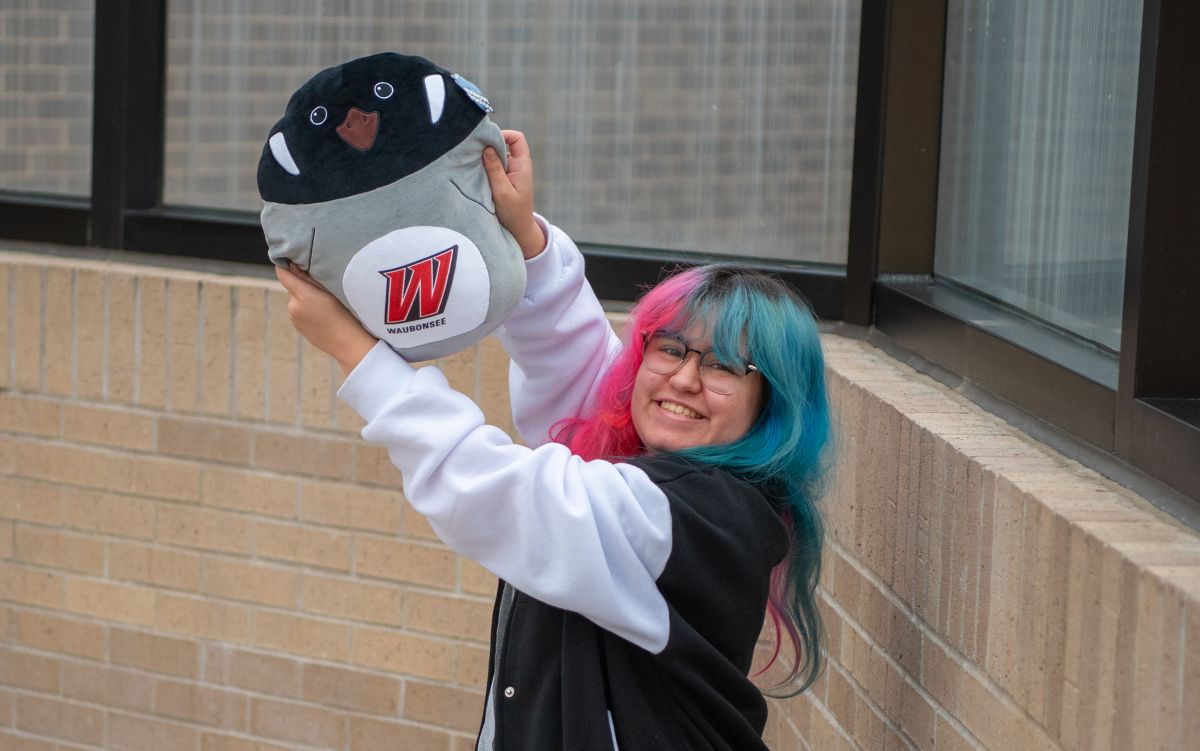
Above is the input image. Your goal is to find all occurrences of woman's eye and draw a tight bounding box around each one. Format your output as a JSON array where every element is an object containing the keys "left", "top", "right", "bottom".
[
  {"left": 374, "top": 81, "right": 394, "bottom": 99},
  {"left": 659, "top": 345, "right": 684, "bottom": 357},
  {"left": 708, "top": 361, "right": 736, "bottom": 374},
  {"left": 309, "top": 106, "right": 328, "bottom": 125}
]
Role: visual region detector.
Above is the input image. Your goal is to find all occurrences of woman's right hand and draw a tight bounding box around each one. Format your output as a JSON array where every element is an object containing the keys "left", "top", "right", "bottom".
[{"left": 483, "top": 129, "right": 546, "bottom": 260}]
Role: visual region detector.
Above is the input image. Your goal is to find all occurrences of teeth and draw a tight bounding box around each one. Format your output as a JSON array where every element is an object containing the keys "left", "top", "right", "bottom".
[
  {"left": 269, "top": 132, "right": 300, "bottom": 175},
  {"left": 660, "top": 401, "right": 702, "bottom": 419},
  {"left": 424, "top": 74, "right": 446, "bottom": 124}
]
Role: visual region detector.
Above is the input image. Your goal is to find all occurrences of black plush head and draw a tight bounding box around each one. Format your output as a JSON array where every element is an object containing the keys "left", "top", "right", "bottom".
[{"left": 258, "top": 52, "right": 489, "bottom": 205}]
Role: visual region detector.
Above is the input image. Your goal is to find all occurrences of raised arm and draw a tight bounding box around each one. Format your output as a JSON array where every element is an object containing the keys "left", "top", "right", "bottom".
[{"left": 483, "top": 131, "right": 622, "bottom": 445}]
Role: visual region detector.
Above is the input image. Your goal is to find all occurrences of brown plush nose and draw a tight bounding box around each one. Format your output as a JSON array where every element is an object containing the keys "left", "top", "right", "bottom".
[{"left": 336, "top": 107, "right": 379, "bottom": 151}]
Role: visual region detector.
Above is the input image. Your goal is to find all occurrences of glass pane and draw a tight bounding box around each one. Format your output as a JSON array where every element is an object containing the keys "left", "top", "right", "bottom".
[
  {"left": 0, "top": 0, "right": 94, "bottom": 196},
  {"left": 935, "top": 0, "right": 1142, "bottom": 351},
  {"left": 164, "top": 1, "right": 858, "bottom": 264}
]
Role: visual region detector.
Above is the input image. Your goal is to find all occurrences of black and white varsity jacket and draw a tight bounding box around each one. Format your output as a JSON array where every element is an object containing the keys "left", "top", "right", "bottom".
[{"left": 338, "top": 217, "right": 789, "bottom": 749}]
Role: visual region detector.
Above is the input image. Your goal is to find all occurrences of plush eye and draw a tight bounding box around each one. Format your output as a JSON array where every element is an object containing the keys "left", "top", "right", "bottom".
[
  {"left": 374, "top": 82, "right": 394, "bottom": 99},
  {"left": 309, "top": 106, "right": 328, "bottom": 125}
]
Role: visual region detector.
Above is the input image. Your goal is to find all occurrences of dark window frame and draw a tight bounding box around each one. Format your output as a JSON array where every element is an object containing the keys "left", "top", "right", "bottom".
[{"left": 0, "top": 0, "right": 1195, "bottom": 505}]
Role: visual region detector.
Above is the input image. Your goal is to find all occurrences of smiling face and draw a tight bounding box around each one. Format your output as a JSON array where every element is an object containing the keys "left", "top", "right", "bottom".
[{"left": 630, "top": 324, "right": 765, "bottom": 454}]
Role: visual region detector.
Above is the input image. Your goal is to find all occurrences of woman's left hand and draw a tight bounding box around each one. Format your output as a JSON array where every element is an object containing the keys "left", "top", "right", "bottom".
[{"left": 275, "top": 263, "right": 378, "bottom": 375}]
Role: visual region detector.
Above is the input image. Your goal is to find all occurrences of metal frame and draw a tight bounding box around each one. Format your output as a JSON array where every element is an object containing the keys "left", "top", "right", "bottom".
[{"left": 0, "top": 0, "right": 1195, "bottom": 504}]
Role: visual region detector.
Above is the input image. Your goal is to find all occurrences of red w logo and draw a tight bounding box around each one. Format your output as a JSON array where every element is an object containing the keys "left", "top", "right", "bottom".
[{"left": 380, "top": 246, "right": 458, "bottom": 324}]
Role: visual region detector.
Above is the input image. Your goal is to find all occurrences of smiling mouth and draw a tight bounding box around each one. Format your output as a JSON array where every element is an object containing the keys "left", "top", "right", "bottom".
[{"left": 658, "top": 400, "right": 703, "bottom": 419}]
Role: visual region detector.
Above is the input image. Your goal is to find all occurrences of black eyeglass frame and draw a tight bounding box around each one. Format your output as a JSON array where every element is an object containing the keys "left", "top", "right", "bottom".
[{"left": 639, "top": 330, "right": 759, "bottom": 394}]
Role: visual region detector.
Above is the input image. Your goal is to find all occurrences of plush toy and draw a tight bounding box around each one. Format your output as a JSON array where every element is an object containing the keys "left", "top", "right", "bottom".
[{"left": 258, "top": 52, "right": 526, "bottom": 362}]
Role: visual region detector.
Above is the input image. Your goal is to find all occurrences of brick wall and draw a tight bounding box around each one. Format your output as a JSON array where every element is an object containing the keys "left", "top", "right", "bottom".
[{"left": 2, "top": 246, "right": 1198, "bottom": 750}]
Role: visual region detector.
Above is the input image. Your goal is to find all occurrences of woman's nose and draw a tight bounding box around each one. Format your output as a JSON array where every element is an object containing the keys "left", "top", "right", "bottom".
[{"left": 669, "top": 354, "right": 704, "bottom": 392}]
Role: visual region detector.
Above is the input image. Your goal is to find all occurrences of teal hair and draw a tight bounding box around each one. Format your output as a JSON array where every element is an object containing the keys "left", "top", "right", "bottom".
[{"left": 672, "top": 266, "right": 832, "bottom": 694}]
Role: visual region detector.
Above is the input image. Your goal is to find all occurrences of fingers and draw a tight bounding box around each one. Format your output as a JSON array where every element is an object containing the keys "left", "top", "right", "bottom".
[
  {"left": 501, "top": 130, "right": 528, "bottom": 159},
  {"left": 483, "top": 147, "right": 515, "bottom": 196}
]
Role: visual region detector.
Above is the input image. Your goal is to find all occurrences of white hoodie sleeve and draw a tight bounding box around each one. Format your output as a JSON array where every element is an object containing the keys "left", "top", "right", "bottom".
[
  {"left": 495, "top": 216, "right": 623, "bottom": 447},
  {"left": 338, "top": 341, "right": 673, "bottom": 653}
]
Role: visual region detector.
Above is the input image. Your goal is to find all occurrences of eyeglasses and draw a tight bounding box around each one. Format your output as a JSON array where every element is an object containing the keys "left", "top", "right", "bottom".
[{"left": 640, "top": 330, "right": 758, "bottom": 395}]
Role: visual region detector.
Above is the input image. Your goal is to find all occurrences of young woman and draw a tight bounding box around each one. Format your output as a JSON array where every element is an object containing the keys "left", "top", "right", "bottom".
[{"left": 276, "top": 131, "right": 832, "bottom": 750}]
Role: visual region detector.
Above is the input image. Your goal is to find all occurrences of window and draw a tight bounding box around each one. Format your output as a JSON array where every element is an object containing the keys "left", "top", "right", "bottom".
[
  {"left": 935, "top": 0, "right": 1143, "bottom": 351},
  {"left": 0, "top": 0, "right": 94, "bottom": 197},
  {"left": 163, "top": 0, "right": 859, "bottom": 263}
]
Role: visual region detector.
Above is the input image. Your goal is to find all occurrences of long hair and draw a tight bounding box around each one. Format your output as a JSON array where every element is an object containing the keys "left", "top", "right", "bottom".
[{"left": 552, "top": 264, "right": 833, "bottom": 694}]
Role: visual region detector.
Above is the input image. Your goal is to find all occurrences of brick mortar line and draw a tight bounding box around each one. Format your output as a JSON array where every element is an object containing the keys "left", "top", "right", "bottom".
[{"left": 1, "top": 632, "right": 484, "bottom": 703}]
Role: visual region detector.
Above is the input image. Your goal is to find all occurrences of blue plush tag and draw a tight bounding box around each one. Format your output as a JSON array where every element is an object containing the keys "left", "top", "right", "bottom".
[{"left": 452, "top": 73, "right": 494, "bottom": 113}]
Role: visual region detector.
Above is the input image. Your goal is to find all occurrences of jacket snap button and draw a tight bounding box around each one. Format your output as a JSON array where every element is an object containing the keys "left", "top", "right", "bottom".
[{"left": 504, "top": 686, "right": 515, "bottom": 698}]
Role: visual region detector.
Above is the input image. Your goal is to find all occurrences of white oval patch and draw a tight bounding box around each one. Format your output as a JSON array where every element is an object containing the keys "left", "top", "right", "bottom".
[{"left": 343, "top": 226, "right": 490, "bottom": 351}]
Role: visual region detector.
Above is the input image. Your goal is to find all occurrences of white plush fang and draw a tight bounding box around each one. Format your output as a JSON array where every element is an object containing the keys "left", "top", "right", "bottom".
[
  {"left": 424, "top": 74, "right": 446, "bottom": 124},
  {"left": 269, "top": 132, "right": 300, "bottom": 176}
]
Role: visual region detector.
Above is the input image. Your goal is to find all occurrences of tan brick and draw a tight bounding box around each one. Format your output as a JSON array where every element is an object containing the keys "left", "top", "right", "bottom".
[
  {"left": 108, "top": 541, "right": 201, "bottom": 591},
  {"left": 63, "top": 576, "right": 155, "bottom": 625},
  {"left": 458, "top": 643, "right": 490, "bottom": 688},
  {"left": 14, "top": 610, "right": 107, "bottom": 659},
  {"left": 17, "top": 440, "right": 130, "bottom": 494},
  {"left": 0, "top": 393, "right": 59, "bottom": 437},
  {"left": 111, "top": 626, "right": 200, "bottom": 677},
  {"left": 12, "top": 264, "right": 42, "bottom": 392},
  {"left": 14, "top": 524, "right": 104, "bottom": 574},
  {"left": 406, "top": 593, "right": 492, "bottom": 643},
  {"left": 300, "top": 480, "right": 403, "bottom": 533},
  {"left": 167, "top": 277, "right": 200, "bottom": 412},
  {"left": 0, "top": 520, "right": 11, "bottom": 558},
  {"left": 156, "top": 592, "right": 251, "bottom": 642},
  {"left": 254, "top": 429, "right": 355, "bottom": 481},
  {"left": 0, "top": 264, "right": 8, "bottom": 390},
  {"left": 15, "top": 694, "right": 104, "bottom": 746},
  {"left": 355, "top": 443, "right": 403, "bottom": 487},
  {"left": 352, "top": 626, "right": 457, "bottom": 681},
  {"left": 227, "top": 648, "right": 301, "bottom": 698},
  {"left": 200, "top": 281, "right": 234, "bottom": 415},
  {"left": 356, "top": 536, "right": 456, "bottom": 588},
  {"left": 129, "top": 453, "right": 202, "bottom": 502},
  {"left": 201, "top": 557, "right": 299, "bottom": 609},
  {"left": 919, "top": 633, "right": 961, "bottom": 715},
  {"left": 303, "top": 662, "right": 401, "bottom": 715},
  {"left": 233, "top": 286, "right": 268, "bottom": 421},
  {"left": 477, "top": 335, "right": 513, "bottom": 432},
  {"left": 437, "top": 346, "right": 477, "bottom": 396},
  {"left": 75, "top": 268, "right": 105, "bottom": 400},
  {"left": 0, "top": 477, "right": 62, "bottom": 525},
  {"left": 300, "top": 338, "right": 335, "bottom": 428},
  {"left": 61, "top": 486, "right": 155, "bottom": 539},
  {"left": 201, "top": 465, "right": 297, "bottom": 518},
  {"left": 200, "top": 732, "right": 291, "bottom": 751},
  {"left": 302, "top": 572, "right": 404, "bottom": 626},
  {"left": 0, "top": 563, "right": 63, "bottom": 608},
  {"left": 137, "top": 276, "right": 168, "bottom": 408},
  {"left": 404, "top": 681, "right": 484, "bottom": 733},
  {"left": 61, "top": 661, "right": 154, "bottom": 712},
  {"left": 157, "top": 504, "right": 251, "bottom": 554},
  {"left": 459, "top": 556, "right": 498, "bottom": 596},
  {"left": 106, "top": 271, "right": 137, "bottom": 403},
  {"left": 350, "top": 716, "right": 452, "bottom": 751},
  {"left": 249, "top": 697, "right": 345, "bottom": 748},
  {"left": 108, "top": 712, "right": 198, "bottom": 751},
  {"left": 156, "top": 679, "right": 246, "bottom": 730},
  {"left": 60, "top": 402, "right": 153, "bottom": 450},
  {"left": 158, "top": 415, "right": 251, "bottom": 466},
  {"left": 0, "top": 729, "right": 54, "bottom": 751},
  {"left": 933, "top": 715, "right": 979, "bottom": 751},
  {"left": 1180, "top": 597, "right": 1200, "bottom": 746},
  {"left": 265, "top": 287, "right": 300, "bottom": 424},
  {"left": 252, "top": 609, "right": 349, "bottom": 661},
  {"left": 43, "top": 266, "right": 72, "bottom": 396},
  {"left": 0, "top": 646, "right": 61, "bottom": 693},
  {"left": 255, "top": 520, "right": 350, "bottom": 571}
]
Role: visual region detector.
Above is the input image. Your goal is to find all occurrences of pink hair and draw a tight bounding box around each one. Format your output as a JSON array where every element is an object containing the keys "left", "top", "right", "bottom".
[{"left": 551, "top": 268, "right": 706, "bottom": 460}]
